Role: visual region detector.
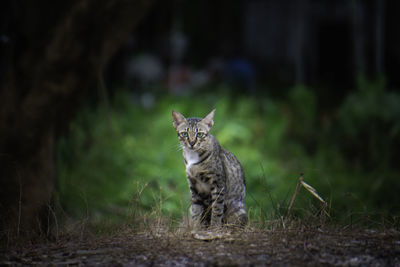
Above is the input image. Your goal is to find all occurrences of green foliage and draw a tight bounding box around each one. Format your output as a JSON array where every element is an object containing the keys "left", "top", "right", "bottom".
[
  {"left": 57, "top": 82, "right": 400, "bottom": 227},
  {"left": 336, "top": 75, "right": 400, "bottom": 169},
  {"left": 327, "top": 75, "right": 400, "bottom": 217},
  {"left": 287, "top": 84, "right": 317, "bottom": 140}
]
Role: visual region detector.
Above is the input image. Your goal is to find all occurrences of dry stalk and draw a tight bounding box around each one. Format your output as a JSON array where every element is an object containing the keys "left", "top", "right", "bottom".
[
  {"left": 47, "top": 203, "right": 59, "bottom": 240},
  {"left": 287, "top": 174, "right": 304, "bottom": 216},
  {"left": 287, "top": 173, "right": 329, "bottom": 217}
]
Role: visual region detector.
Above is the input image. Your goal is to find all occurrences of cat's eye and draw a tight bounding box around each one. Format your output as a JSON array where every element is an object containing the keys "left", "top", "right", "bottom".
[
  {"left": 180, "top": 132, "right": 188, "bottom": 138},
  {"left": 196, "top": 132, "right": 205, "bottom": 138}
]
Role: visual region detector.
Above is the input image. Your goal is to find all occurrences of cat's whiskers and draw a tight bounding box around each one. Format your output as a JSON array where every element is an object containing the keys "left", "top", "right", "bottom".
[
  {"left": 175, "top": 144, "right": 183, "bottom": 152},
  {"left": 164, "top": 143, "right": 183, "bottom": 153}
]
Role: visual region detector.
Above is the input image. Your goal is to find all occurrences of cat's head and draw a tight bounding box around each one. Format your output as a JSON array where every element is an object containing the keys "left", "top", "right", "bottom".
[{"left": 172, "top": 109, "right": 215, "bottom": 151}]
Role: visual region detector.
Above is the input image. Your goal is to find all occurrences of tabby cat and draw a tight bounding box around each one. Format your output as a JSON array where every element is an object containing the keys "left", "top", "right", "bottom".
[{"left": 172, "top": 109, "right": 247, "bottom": 228}]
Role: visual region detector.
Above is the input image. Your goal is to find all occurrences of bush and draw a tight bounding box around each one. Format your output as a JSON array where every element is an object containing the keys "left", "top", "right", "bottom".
[{"left": 336, "top": 75, "right": 400, "bottom": 170}]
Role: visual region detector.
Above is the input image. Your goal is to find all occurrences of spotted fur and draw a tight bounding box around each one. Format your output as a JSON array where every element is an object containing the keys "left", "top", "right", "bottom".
[{"left": 172, "top": 109, "right": 247, "bottom": 228}]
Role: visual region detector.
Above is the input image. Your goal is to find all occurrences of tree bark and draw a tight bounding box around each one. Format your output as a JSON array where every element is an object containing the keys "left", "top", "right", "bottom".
[
  {"left": 352, "top": 0, "right": 366, "bottom": 76},
  {"left": 0, "top": 0, "right": 154, "bottom": 239},
  {"left": 375, "top": 0, "right": 384, "bottom": 75}
]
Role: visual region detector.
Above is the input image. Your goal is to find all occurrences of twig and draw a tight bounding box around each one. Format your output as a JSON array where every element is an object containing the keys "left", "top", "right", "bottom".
[
  {"left": 287, "top": 173, "right": 304, "bottom": 216},
  {"left": 47, "top": 203, "right": 59, "bottom": 240},
  {"left": 287, "top": 173, "right": 329, "bottom": 217}
]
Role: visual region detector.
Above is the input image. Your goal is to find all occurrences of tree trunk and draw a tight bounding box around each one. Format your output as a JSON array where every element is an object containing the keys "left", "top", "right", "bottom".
[
  {"left": 0, "top": 0, "right": 154, "bottom": 239},
  {"left": 352, "top": 0, "right": 366, "bottom": 76},
  {"left": 375, "top": 0, "right": 384, "bottom": 75}
]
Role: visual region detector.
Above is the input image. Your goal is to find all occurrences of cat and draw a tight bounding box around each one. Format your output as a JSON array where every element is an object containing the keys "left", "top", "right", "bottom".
[{"left": 172, "top": 109, "right": 247, "bottom": 228}]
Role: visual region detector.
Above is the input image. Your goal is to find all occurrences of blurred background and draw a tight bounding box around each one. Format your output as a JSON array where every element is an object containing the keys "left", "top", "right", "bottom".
[
  {"left": 2, "top": 0, "right": 400, "bottom": 232},
  {"left": 58, "top": 0, "right": 400, "bottom": 227}
]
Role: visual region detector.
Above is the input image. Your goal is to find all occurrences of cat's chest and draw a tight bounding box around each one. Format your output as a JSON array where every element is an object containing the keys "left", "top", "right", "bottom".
[
  {"left": 183, "top": 149, "right": 220, "bottom": 195},
  {"left": 183, "top": 149, "right": 201, "bottom": 171}
]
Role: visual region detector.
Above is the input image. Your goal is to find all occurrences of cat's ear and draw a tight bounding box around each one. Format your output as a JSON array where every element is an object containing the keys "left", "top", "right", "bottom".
[
  {"left": 201, "top": 109, "right": 216, "bottom": 130},
  {"left": 172, "top": 110, "right": 187, "bottom": 129}
]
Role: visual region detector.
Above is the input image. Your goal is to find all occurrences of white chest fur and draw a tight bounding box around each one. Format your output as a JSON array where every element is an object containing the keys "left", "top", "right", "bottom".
[
  {"left": 183, "top": 149, "right": 212, "bottom": 194},
  {"left": 183, "top": 149, "right": 200, "bottom": 171}
]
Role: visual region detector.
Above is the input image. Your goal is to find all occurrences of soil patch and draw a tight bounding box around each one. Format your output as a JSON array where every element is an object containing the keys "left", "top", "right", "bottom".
[{"left": 1, "top": 228, "right": 400, "bottom": 266}]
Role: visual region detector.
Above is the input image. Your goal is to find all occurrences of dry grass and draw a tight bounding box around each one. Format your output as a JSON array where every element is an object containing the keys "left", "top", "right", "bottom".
[{"left": 1, "top": 175, "right": 399, "bottom": 265}]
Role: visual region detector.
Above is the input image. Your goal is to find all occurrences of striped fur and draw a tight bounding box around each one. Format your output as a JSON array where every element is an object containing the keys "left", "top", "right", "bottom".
[{"left": 172, "top": 109, "right": 247, "bottom": 228}]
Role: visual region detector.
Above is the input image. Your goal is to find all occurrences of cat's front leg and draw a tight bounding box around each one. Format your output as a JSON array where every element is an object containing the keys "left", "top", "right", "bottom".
[
  {"left": 190, "top": 202, "right": 204, "bottom": 228},
  {"left": 188, "top": 180, "right": 206, "bottom": 228},
  {"left": 210, "top": 174, "right": 225, "bottom": 226}
]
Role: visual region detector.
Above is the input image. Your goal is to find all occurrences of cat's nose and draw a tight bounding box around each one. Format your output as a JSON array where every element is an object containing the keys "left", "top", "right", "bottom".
[{"left": 189, "top": 139, "right": 196, "bottom": 147}]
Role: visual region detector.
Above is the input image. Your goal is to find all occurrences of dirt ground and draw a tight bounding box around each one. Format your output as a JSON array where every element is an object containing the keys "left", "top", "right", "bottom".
[{"left": 1, "top": 227, "right": 400, "bottom": 266}]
